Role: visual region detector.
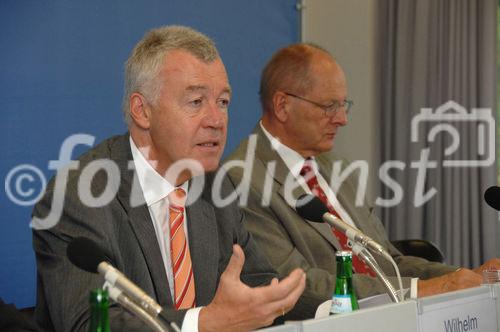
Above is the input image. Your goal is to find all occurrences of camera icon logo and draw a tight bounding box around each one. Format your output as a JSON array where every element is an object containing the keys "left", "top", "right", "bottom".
[{"left": 411, "top": 100, "right": 494, "bottom": 167}]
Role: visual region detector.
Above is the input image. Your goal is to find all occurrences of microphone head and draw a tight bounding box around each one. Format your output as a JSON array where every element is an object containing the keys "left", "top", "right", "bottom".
[
  {"left": 484, "top": 186, "right": 500, "bottom": 211},
  {"left": 295, "top": 194, "right": 329, "bottom": 222},
  {"left": 66, "top": 237, "right": 108, "bottom": 273}
]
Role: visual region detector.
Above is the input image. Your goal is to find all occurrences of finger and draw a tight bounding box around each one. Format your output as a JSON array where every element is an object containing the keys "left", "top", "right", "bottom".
[
  {"left": 221, "top": 244, "right": 245, "bottom": 280},
  {"left": 274, "top": 269, "right": 305, "bottom": 293},
  {"left": 261, "top": 272, "right": 306, "bottom": 317},
  {"left": 280, "top": 271, "right": 306, "bottom": 307},
  {"left": 474, "top": 258, "right": 500, "bottom": 274},
  {"left": 256, "top": 269, "right": 305, "bottom": 302},
  {"left": 270, "top": 278, "right": 279, "bottom": 286},
  {"left": 484, "top": 258, "right": 500, "bottom": 269}
]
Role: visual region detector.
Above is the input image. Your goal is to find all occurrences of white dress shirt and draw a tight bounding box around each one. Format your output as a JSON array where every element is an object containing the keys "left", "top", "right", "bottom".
[{"left": 130, "top": 137, "right": 201, "bottom": 331}]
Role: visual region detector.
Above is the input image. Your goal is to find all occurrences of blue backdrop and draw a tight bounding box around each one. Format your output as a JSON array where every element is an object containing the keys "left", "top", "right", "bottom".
[{"left": 0, "top": 0, "right": 298, "bottom": 308}]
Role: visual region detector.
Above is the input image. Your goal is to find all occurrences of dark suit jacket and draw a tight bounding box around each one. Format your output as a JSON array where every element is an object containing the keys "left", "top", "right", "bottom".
[
  {"left": 224, "top": 125, "right": 457, "bottom": 302},
  {"left": 32, "top": 133, "right": 277, "bottom": 331}
]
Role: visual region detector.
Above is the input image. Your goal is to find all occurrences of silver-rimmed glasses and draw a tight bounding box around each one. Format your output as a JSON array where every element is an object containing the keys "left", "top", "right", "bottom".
[{"left": 284, "top": 92, "right": 353, "bottom": 117}]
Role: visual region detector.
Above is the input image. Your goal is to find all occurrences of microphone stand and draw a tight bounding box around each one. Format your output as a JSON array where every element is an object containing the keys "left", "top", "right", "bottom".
[
  {"left": 350, "top": 242, "right": 400, "bottom": 303},
  {"left": 105, "top": 283, "right": 181, "bottom": 332}
]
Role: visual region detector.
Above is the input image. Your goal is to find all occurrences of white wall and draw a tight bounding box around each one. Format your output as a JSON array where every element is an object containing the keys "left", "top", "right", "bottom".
[{"left": 300, "top": 0, "right": 378, "bottom": 200}]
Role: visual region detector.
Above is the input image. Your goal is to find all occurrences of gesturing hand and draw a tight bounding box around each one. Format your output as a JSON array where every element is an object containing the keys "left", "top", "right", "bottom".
[{"left": 199, "top": 244, "right": 306, "bottom": 332}]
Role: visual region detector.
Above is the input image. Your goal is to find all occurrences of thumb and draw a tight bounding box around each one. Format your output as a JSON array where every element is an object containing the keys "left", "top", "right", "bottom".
[{"left": 222, "top": 244, "right": 245, "bottom": 280}]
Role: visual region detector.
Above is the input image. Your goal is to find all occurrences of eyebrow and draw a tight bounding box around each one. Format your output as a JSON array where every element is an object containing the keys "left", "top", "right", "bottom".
[{"left": 185, "top": 85, "right": 232, "bottom": 95}]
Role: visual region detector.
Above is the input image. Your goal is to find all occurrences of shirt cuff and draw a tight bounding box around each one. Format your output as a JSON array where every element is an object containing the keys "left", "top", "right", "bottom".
[
  {"left": 181, "top": 307, "right": 203, "bottom": 332},
  {"left": 410, "top": 278, "right": 419, "bottom": 299}
]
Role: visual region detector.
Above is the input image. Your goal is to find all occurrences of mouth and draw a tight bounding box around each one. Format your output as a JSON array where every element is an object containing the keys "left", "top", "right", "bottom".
[
  {"left": 196, "top": 140, "right": 221, "bottom": 150},
  {"left": 198, "top": 142, "right": 218, "bottom": 147}
]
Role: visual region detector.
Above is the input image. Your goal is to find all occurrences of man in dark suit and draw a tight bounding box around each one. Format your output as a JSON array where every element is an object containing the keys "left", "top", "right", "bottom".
[
  {"left": 224, "top": 43, "right": 499, "bottom": 303},
  {"left": 32, "top": 26, "right": 306, "bottom": 331}
]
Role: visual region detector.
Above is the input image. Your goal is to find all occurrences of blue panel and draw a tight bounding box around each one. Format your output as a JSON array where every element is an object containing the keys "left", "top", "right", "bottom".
[{"left": 0, "top": 0, "right": 298, "bottom": 307}]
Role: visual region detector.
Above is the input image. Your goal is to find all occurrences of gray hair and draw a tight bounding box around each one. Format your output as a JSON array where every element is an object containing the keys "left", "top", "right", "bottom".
[{"left": 122, "top": 25, "right": 220, "bottom": 124}]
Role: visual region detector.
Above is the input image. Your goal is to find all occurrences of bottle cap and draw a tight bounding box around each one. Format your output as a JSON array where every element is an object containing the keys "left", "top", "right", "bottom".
[{"left": 335, "top": 250, "right": 352, "bottom": 257}]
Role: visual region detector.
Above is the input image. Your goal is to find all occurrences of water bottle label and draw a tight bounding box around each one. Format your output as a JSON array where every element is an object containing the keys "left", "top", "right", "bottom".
[{"left": 330, "top": 295, "right": 353, "bottom": 314}]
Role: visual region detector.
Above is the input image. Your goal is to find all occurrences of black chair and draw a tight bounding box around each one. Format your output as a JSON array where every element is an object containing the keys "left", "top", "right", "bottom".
[{"left": 391, "top": 239, "right": 445, "bottom": 263}]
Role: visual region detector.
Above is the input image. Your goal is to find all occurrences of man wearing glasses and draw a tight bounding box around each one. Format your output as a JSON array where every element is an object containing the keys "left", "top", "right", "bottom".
[{"left": 224, "top": 43, "right": 496, "bottom": 305}]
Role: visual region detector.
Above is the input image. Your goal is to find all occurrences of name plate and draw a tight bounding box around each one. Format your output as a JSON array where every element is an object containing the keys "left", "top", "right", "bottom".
[{"left": 417, "top": 286, "right": 497, "bottom": 332}]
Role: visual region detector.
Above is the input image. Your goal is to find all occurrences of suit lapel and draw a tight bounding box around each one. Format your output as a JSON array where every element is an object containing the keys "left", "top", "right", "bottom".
[
  {"left": 252, "top": 126, "right": 342, "bottom": 250},
  {"left": 113, "top": 134, "right": 172, "bottom": 306},
  {"left": 186, "top": 179, "right": 219, "bottom": 306}
]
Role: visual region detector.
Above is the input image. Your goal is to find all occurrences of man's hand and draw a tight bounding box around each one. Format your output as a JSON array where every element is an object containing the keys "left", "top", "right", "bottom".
[
  {"left": 472, "top": 258, "right": 500, "bottom": 275},
  {"left": 198, "top": 245, "right": 306, "bottom": 332},
  {"left": 418, "top": 268, "right": 482, "bottom": 297}
]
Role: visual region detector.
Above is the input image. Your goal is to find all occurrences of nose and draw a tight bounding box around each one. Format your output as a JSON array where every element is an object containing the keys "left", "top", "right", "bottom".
[
  {"left": 331, "top": 108, "right": 348, "bottom": 126},
  {"left": 201, "top": 101, "right": 227, "bottom": 129}
]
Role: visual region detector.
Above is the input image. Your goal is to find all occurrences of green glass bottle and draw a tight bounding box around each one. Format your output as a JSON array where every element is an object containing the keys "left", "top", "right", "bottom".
[
  {"left": 330, "top": 250, "right": 359, "bottom": 314},
  {"left": 89, "top": 288, "right": 111, "bottom": 332}
]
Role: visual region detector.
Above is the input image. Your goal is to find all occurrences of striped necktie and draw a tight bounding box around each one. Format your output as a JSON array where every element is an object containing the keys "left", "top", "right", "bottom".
[
  {"left": 166, "top": 188, "right": 196, "bottom": 309},
  {"left": 300, "top": 158, "right": 376, "bottom": 277}
]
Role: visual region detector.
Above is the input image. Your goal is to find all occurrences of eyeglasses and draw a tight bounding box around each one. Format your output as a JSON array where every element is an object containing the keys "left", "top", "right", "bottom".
[{"left": 284, "top": 92, "right": 353, "bottom": 117}]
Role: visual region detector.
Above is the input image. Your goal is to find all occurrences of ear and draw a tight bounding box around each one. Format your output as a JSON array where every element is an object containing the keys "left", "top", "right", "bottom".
[
  {"left": 129, "top": 93, "right": 151, "bottom": 129},
  {"left": 272, "top": 91, "right": 289, "bottom": 122}
]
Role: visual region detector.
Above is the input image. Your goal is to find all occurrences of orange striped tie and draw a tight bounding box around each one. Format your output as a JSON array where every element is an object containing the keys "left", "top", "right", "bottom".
[{"left": 167, "top": 188, "right": 196, "bottom": 309}]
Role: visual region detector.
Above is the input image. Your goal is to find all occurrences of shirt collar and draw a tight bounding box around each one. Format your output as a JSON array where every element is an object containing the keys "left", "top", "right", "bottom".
[
  {"left": 129, "top": 136, "right": 188, "bottom": 206},
  {"left": 259, "top": 121, "right": 319, "bottom": 177}
]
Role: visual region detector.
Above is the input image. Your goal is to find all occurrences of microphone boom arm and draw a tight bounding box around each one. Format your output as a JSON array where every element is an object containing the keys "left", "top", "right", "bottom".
[
  {"left": 106, "top": 283, "right": 180, "bottom": 332},
  {"left": 66, "top": 237, "right": 182, "bottom": 331},
  {"left": 350, "top": 243, "right": 400, "bottom": 303},
  {"left": 293, "top": 196, "right": 404, "bottom": 302},
  {"left": 321, "top": 213, "right": 403, "bottom": 303}
]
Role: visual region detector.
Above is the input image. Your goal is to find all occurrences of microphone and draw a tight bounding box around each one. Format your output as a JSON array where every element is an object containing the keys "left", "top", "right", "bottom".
[
  {"left": 295, "top": 194, "right": 389, "bottom": 259},
  {"left": 295, "top": 194, "right": 403, "bottom": 302},
  {"left": 67, "top": 237, "right": 182, "bottom": 332},
  {"left": 484, "top": 186, "right": 500, "bottom": 211},
  {"left": 67, "top": 237, "right": 162, "bottom": 317}
]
